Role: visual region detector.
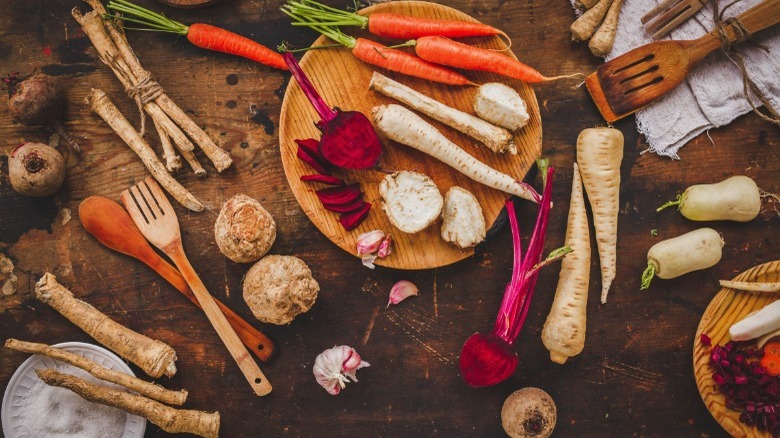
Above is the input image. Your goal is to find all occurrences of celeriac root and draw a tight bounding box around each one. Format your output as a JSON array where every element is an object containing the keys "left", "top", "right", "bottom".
[
  {"left": 5, "top": 339, "right": 187, "bottom": 405},
  {"left": 589, "top": 0, "right": 624, "bottom": 57},
  {"left": 719, "top": 280, "right": 780, "bottom": 293},
  {"left": 86, "top": 88, "right": 204, "bottom": 212},
  {"left": 37, "top": 369, "right": 219, "bottom": 438},
  {"left": 35, "top": 272, "right": 178, "bottom": 379},
  {"left": 571, "top": 0, "right": 614, "bottom": 42}
]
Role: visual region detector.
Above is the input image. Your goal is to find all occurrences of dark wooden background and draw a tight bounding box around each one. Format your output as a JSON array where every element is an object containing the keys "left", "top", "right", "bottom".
[{"left": 1, "top": 0, "right": 778, "bottom": 436}]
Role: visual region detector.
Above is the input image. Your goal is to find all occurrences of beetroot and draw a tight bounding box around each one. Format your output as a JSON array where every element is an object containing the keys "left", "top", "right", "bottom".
[
  {"left": 284, "top": 53, "right": 382, "bottom": 170},
  {"left": 295, "top": 138, "right": 328, "bottom": 165},
  {"left": 297, "top": 144, "right": 329, "bottom": 175},
  {"left": 323, "top": 197, "right": 365, "bottom": 214},
  {"left": 316, "top": 184, "right": 362, "bottom": 207},
  {"left": 339, "top": 202, "right": 371, "bottom": 230},
  {"left": 459, "top": 167, "right": 555, "bottom": 387},
  {"left": 300, "top": 174, "right": 345, "bottom": 186}
]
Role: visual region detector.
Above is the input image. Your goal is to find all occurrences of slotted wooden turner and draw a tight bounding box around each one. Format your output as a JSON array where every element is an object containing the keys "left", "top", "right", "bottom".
[
  {"left": 587, "top": 0, "right": 780, "bottom": 123},
  {"left": 121, "top": 177, "right": 272, "bottom": 396}
]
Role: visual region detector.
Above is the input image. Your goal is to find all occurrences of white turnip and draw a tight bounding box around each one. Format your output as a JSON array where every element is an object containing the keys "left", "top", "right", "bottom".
[
  {"left": 641, "top": 227, "right": 724, "bottom": 290},
  {"left": 657, "top": 175, "right": 761, "bottom": 222}
]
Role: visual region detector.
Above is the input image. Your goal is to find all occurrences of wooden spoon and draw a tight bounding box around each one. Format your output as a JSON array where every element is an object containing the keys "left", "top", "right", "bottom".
[{"left": 78, "top": 195, "right": 275, "bottom": 362}]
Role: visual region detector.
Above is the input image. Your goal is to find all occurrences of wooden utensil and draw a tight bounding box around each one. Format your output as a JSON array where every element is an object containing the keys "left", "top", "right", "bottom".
[
  {"left": 641, "top": 0, "right": 710, "bottom": 39},
  {"left": 120, "top": 177, "right": 272, "bottom": 396},
  {"left": 586, "top": 0, "right": 780, "bottom": 123},
  {"left": 78, "top": 196, "right": 275, "bottom": 362}
]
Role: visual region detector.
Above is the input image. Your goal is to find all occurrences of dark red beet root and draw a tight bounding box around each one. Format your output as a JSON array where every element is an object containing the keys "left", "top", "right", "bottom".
[
  {"left": 323, "top": 197, "right": 364, "bottom": 214},
  {"left": 300, "top": 174, "right": 345, "bottom": 186},
  {"left": 339, "top": 202, "right": 371, "bottom": 230},
  {"left": 297, "top": 146, "right": 329, "bottom": 175},
  {"left": 459, "top": 333, "right": 519, "bottom": 387},
  {"left": 295, "top": 138, "right": 327, "bottom": 164},
  {"left": 316, "top": 184, "right": 362, "bottom": 207}
]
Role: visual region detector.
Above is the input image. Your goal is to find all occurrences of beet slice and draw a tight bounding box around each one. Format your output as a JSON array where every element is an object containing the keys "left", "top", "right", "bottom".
[
  {"left": 295, "top": 138, "right": 326, "bottom": 163},
  {"left": 322, "top": 197, "right": 364, "bottom": 214},
  {"left": 316, "top": 183, "right": 361, "bottom": 207},
  {"left": 297, "top": 146, "right": 329, "bottom": 175},
  {"left": 339, "top": 202, "right": 371, "bottom": 230},
  {"left": 300, "top": 174, "right": 345, "bottom": 186}
]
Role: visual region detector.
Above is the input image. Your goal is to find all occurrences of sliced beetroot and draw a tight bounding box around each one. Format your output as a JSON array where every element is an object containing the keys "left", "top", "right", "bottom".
[
  {"left": 297, "top": 146, "right": 329, "bottom": 175},
  {"left": 323, "top": 197, "right": 365, "bottom": 214},
  {"left": 339, "top": 202, "right": 371, "bottom": 230},
  {"left": 300, "top": 174, "right": 345, "bottom": 186},
  {"left": 316, "top": 183, "right": 361, "bottom": 207},
  {"left": 295, "top": 138, "right": 326, "bottom": 163},
  {"left": 318, "top": 111, "right": 383, "bottom": 170}
]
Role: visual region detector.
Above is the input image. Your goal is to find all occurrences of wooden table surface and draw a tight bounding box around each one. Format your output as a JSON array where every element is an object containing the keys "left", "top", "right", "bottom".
[{"left": 1, "top": 1, "right": 778, "bottom": 437}]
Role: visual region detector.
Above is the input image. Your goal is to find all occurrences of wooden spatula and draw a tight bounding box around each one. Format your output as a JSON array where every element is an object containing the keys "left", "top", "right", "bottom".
[{"left": 587, "top": 0, "right": 780, "bottom": 123}]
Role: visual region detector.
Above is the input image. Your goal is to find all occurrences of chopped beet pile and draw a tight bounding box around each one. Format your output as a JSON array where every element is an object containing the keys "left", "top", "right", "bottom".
[{"left": 706, "top": 336, "right": 780, "bottom": 436}]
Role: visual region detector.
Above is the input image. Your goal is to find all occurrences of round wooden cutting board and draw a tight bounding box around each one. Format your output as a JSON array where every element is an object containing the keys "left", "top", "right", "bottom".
[
  {"left": 694, "top": 260, "right": 780, "bottom": 437},
  {"left": 278, "top": 1, "right": 543, "bottom": 270}
]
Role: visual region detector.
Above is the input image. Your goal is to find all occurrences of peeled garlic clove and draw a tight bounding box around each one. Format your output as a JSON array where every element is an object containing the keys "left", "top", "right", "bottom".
[
  {"left": 313, "top": 345, "right": 370, "bottom": 395},
  {"left": 387, "top": 280, "right": 418, "bottom": 308},
  {"left": 356, "top": 230, "right": 385, "bottom": 257},
  {"left": 361, "top": 254, "right": 379, "bottom": 270},
  {"left": 377, "top": 234, "right": 393, "bottom": 258}
]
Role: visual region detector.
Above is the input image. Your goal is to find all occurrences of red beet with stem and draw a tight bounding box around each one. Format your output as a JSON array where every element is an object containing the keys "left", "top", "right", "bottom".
[
  {"left": 284, "top": 53, "right": 382, "bottom": 170},
  {"left": 459, "top": 167, "right": 555, "bottom": 387}
]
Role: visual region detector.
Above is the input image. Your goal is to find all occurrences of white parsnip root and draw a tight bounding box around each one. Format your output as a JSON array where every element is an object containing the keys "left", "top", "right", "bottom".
[
  {"left": 719, "top": 280, "right": 780, "bottom": 293},
  {"left": 5, "top": 339, "right": 187, "bottom": 405},
  {"left": 35, "top": 272, "right": 178, "bottom": 379},
  {"left": 729, "top": 300, "right": 780, "bottom": 342},
  {"left": 589, "top": 0, "right": 624, "bottom": 57},
  {"left": 86, "top": 88, "right": 204, "bottom": 212},
  {"left": 542, "top": 163, "right": 591, "bottom": 364},
  {"left": 369, "top": 72, "right": 516, "bottom": 154},
  {"left": 576, "top": 127, "right": 623, "bottom": 304},
  {"left": 473, "top": 82, "right": 530, "bottom": 132},
  {"left": 37, "top": 368, "right": 219, "bottom": 438},
  {"left": 372, "top": 104, "right": 539, "bottom": 203},
  {"left": 571, "top": 0, "right": 614, "bottom": 42}
]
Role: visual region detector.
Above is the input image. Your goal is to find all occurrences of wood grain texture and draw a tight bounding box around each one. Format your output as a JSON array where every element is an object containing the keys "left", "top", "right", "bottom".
[
  {"left": 694, "top": 260, "right": 780, "bottom": 438},
  {"left": 279, "top": 1, "right": 542, "bottom": 270}
]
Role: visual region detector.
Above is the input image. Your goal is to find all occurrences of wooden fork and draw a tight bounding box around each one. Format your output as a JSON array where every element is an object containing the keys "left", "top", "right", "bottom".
[
  {"left": 121, "top": 177, "right": 272, "bottom": 396},
  {"left": 586, "top": 0, "right": 780, "bottom": 123},
  {"left": 641, "top": 0, "right": 711, "bottom": 39}
]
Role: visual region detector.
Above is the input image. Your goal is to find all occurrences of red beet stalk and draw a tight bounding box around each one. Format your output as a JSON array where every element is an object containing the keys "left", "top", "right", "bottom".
[
  {"left": 459, "top": 166, "right": 555, "bottom": 387},
  {"left": 283, "top": 53, "right": 382, "bottom": 170}
]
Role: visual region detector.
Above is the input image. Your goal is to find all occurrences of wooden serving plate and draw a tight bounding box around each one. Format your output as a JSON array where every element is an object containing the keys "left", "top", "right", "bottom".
[
  {"left": 278, "top": 1, "right": 542, "bottom": 270},
  {"left": 694, "top": 260, "right": 780, "bottom": 437}
]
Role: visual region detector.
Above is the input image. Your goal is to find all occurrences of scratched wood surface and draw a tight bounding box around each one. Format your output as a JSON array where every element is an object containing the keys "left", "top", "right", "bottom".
[{"left": 0, "top": 1, "right": 778, "bottom": 437}]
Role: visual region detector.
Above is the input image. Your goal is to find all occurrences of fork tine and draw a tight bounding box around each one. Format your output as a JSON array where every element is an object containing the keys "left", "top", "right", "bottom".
[
  {"left": 641, "top": 0, "right": 681, "bottom": 24},
  {"left": 120, "top": 177, "right": 181, "bottom": 248}
]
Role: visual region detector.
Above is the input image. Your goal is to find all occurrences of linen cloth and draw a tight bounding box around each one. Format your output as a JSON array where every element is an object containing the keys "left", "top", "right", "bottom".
[{"left": 572, "top": 0, "right": 780, "bottom": 158}]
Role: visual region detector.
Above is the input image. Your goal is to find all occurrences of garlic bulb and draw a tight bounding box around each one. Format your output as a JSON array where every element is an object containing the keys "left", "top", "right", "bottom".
[{"left": 313, "top": 345, "right": 370, "bottom": 395}]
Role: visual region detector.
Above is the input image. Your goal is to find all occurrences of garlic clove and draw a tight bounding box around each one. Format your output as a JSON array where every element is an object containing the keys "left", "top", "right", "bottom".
[
  {"left": 361, "top": 254, "right": 379, "bottom": 270},
  {"left": 356, "top": 230, "right": 385, "bottom": 257},
  {"left": 313, "top": 345, "right": 370, "bottom": 395},
  {"left": 377, "top": 234, "right": 393, "bottom": 258},
  {"left": 387, "top": 280, "right": 419, "bottom": 308}
]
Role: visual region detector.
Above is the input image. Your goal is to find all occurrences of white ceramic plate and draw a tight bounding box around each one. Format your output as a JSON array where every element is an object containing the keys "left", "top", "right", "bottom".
[{"left": 2, "top": 341, "right": 146, "bottom": 438}]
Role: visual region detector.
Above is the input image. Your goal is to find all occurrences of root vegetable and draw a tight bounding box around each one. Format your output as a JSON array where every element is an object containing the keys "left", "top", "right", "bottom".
[
  {"left": 214, "top": 195, "right": 276, "bottom": 263},
  {"left": 501, "top": 387, "right": 557, "bottom": 438},
  {"left": 372, "top": 104, "right": 540, "bottom": 203},
  {"left": 5, "top": 339, "right": 187, "bottom": 406},
  {"left": 86, "top": 88, "right": 204, "bottom": 212},
  {"left": 339, "top": 202, "right": 372, "bottom": 230},
  {"left": 379, "top": 171, "right": 443, "bottom": 234},
  {"left": 719, "top": 280, "right": 780, "bottom": 293},
  {"left": 589, "top": 0, "right": 624, "bottom": 57},
  {"left": 35, "top": 272, "right": 178, "bottom": 379},
  {"left": 5, "top": 72, "right": 81, "bottom": 153},
  {"left": 657, "top": 175, "right": 762, "bottom": 222},
  {"left": 300, "top": 174, "right": 344, "bottom": 185},
  {"left": 641, "top": 228, "right": 724, "bottom": 290},
  {"left": 577, "top": 0, "right": 600, "bottom": 8},
  {"left": 571, "top": 0, "right": 614, "bottom": 42},
  {"left": 440, "top": 186, "right": 486, "bottom": 249},
  {"left": 542, "top": 162, "right": 590, "bottom": 364},
  {"left": 37, "top": 368, "right": 219, "bottom": 438},
  {"left": 473, "top": 82, "right": 530, "bottom": 132},
  {"left": 243, "top": 255, "right": 319, "bottom": 325},
  {"left": 576, "top": 127, "right": 623, "bottom": 304},
  {"left": 8, "top": 142, "right": 65, "bottom": 197},
  {"left": 729, "top": 300, "right": 780, "bottom": 342},
  {"left": 369, "top": 72, "right": 516, "bottom": 154}
]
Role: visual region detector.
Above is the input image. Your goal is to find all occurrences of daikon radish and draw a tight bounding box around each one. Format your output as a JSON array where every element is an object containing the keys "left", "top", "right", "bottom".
[
  {"left": 542, "top": 162, "right": 591, "bottom": 364},
  {"left": 640, "top": 227, "right": 724, "bottom": 290},
  {"left": 576, "top": 127, "right": 623, "bottom": 304},
  {"left": 657, "top": 175, "right": 761, "bottom": 222}
]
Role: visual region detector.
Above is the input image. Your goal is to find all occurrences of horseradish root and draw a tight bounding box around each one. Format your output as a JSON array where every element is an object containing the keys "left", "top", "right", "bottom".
[
  {"left": 8, "top": 142, "right": 65, "bottom": 197},
  {"left": 641, "top": 228, "right": 724, "bottom": 290},
  {"left": 657, "top": 175, "right": 762, "bottom": 222},
  {"left": 5, "top": 339, "right": 187, "bottom": 405},
  {"left": 86, "top": 88, "right": 204, "bottom": 212},
  {"left": 473, "top": 82, "right": 530, "bottom": 132},
  {"left": 35, "top": 273, "right": 178, "bottom": 378},
  {"left": 440, "top": 186, "right": 486, "bottom": 249},
  {"left": 37, "top": 369, "right": 219, "bottom": 438}
]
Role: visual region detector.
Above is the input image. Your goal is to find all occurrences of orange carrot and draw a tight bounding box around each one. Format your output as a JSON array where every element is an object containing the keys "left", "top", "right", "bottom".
[
  {"left": 186, "top": 24, "right": 287, "bottom": 70},
  {"left": 107, "top": 0, "right": 287, "bottom": 70},
  {"left": 414, "top": 36, "right": 579, "bottom": 83}
]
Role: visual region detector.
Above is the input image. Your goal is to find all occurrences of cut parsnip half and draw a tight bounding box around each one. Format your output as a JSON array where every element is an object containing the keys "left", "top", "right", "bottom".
[
  {"left": 473, "top": 82, "right": 529, "bottom": 132},
  {"left": 441, "top": 186, "right": 486, "bottom": 249}
]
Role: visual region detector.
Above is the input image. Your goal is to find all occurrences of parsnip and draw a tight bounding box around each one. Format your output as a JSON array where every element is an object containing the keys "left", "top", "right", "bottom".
[
  {"left": 571, "top": 0, "right": 614, "bottom": 42},
  {"left": 576, "top": 127, "right": 623, "bottom": 304},
  {"left": 372, "top": 104, "right": 539, "bottom": 203},
  {"left": 719, "top": 280, "right": 780, "bottom": 293},
  {"left": 542, "top": 163, "right": 591, "bottom": 364},
  {"left": 657, "top": 175, "right": 761, "bottom": 222},
  {"left": 473, "top": 82, "right": 529, "bottom": 132},
  {"left": 641, "top": 228, "right": 724, "bottom": 290},
  {"left": 369, "top": 72, "right": 516, "bottom": 154},
  {"left": 589, "top": 0, "right": 624, "bottom": 57},
  {"left": 729, "top": 300, "right": 780, "bottom": 342}
]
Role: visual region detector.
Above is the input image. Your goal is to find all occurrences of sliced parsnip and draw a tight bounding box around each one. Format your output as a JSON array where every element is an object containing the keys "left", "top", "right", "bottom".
[
  {"left": 542, "top": 162, "right": 591, "bottom": 364},
  {"left": 730, "top": 300, "right": 780, "bottom": 342},
  {"left": 576, "top": 127, "right": 623, "bottom": 304},
  {"left": 473, "top": 83, "right": 529, "bottom": 132},
  {"left": 379, "top": 171, "right": 443, "bottom": 234},
  {"left": 440, "top": 186, "right": 486, "bottom": 249}
]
